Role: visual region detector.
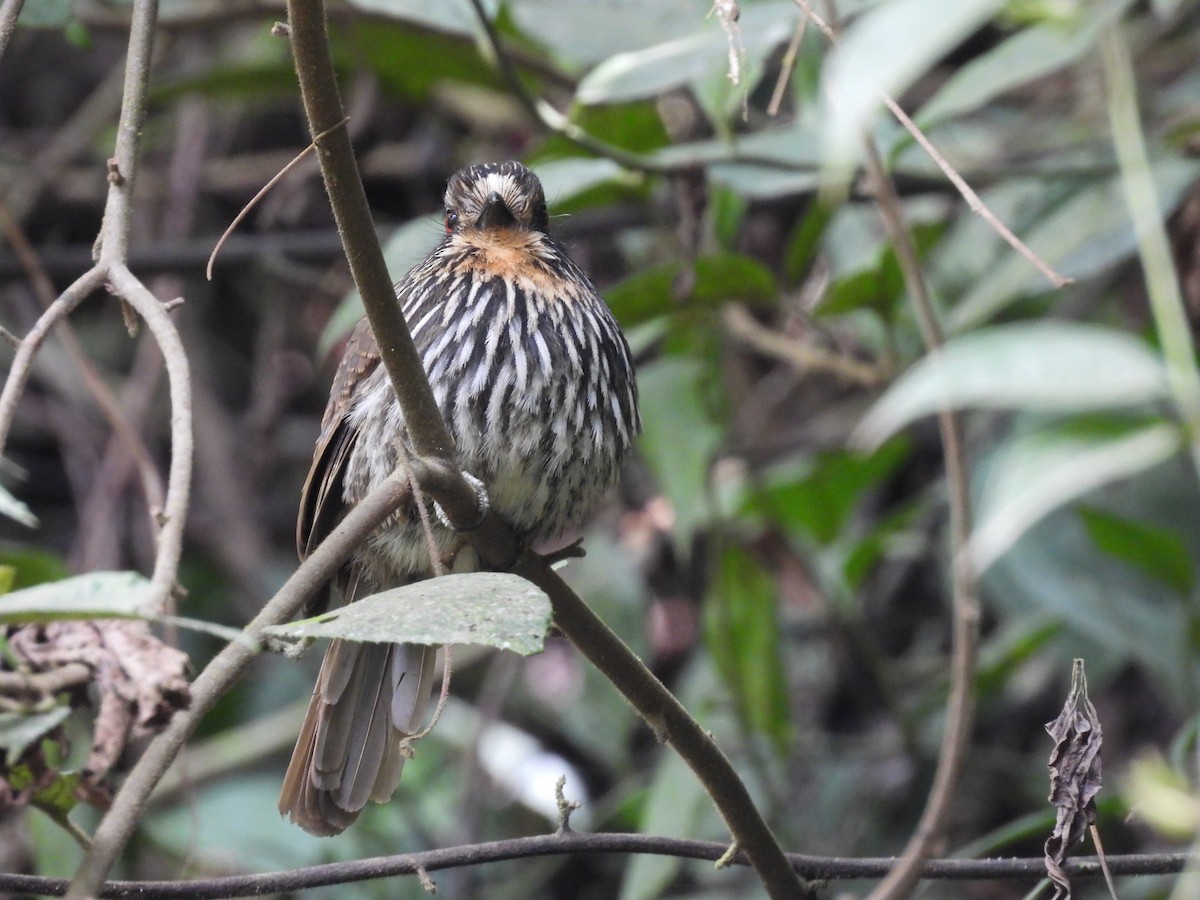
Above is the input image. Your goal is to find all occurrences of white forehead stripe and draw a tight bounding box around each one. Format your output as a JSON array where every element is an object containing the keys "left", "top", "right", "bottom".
[{"left": 485, "top": 173, "right": 515, "bottom": 195}]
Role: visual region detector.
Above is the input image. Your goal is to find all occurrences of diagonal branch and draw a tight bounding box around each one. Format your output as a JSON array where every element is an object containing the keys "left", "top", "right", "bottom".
[{"left": 286, "top": 2, "right": 807, "bottom": 896}]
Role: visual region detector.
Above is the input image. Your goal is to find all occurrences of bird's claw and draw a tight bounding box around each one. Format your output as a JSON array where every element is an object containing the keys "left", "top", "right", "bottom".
[{"left": 434, "top": 471, "right": 490, "bottom": 532}]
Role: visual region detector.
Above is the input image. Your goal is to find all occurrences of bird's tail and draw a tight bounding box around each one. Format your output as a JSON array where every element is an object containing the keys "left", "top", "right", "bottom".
[{"left": 278, "top": 639, "right": 437, "bottom": 836}]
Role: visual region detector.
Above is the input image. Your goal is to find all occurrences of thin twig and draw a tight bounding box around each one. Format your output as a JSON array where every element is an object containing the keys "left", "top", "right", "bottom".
[
  {"left": 0, "top": 0, "right": 24, "bottom": 61},
  {"left": 0, "top": 662, "right": 92, "bottom": 700},
  {"left": 859, "top": 119, "right": 981, "bottom": 900},
  {"left": 768, "top": 16, "right": 808, "bottom": 116},
  {"left": 721, "top": 303, "right": 884, "bottom": 385},
  {"left": 1089, "top": 824, "right": 1120, "bottom": 900},
  {"left": 106, "top": 266, "right": 192, "bottom": 613},
  {"left": 0, "top": 204, "right": 166, "bottom": 523},
  {"left": 8, "top": 842, "right": 1193, "bottom": 898},
  {"left": 0, "top": 265, "right": 109, "bottom": 462},
  {"left": 204, "top": 116, "right": 349, "bottom": 280},
  {"left": 793, "top": 0, "right": 1071, "bottom": 292}
]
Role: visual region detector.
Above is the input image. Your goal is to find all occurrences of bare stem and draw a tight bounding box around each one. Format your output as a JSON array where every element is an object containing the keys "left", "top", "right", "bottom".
[
  {"left": 0, "top": 0, "right": 24, "bottom": 61},
  {"left": 287, "top": 2, "right": 806, "bottom": 895},
  {"left": 0, "top": 265, "right": 108, "bottom": 460},
  {"left": 107, "top": 265, "right": 192, "bottom": 609},
  {"left": 14, "top": 842, "right": 1193, "bottom": 898},
  {"left": 860, "top": 120, "right": 980, "bottom": 900}
]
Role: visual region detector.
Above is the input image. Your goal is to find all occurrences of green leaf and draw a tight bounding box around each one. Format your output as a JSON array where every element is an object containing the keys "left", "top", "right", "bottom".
[
  {"left": 31, "top": 769, "right": 81, "bottom": 817},
  {"left": 0, "top": 549, "right": 69, "bottom": 589},
  {"left": 1077, "top": 505, "right": 1196, "bottom": 596},
  {"left": 533, "top": 157, "right": 634, "bottom": 208},
  {"left": 0, "top": 706, "right": 71, "bottom": 762},
  {"left": 0, "top": 571, "right": 152, "bottom": 624},
  {"left": 511, "top": 0, "right": 704, "bottom": 69},
  {"left": 948, "top": 161, "right": 1200, "bottom": 331},
  {"left": 783, "top": 201, "right": 834, "bottom": 284},
  {"left": 821, "top": 0, "right": 1006, "bottom": 176},
  {"left": 345, "top": 0, "right": 497, "bottom": 37},
  {"left": 635, "top": 358, "right": 723, "bottom": 539},
  {"left": 704, "top": 546, "right": 792, "bottom": 752},
  {"left": 575, "top": 2, "right": 796, "bottom": 105},
  {"left": 917, "top": 0, "right": 1134, "bottom": 127},
  {"left": 320, "top": 213, "right": 442, "bottom": 354},
  {"left": 0, "top": 480, "right": 37, "bottom": 528},
  {"left": 970, "top": 421, "right": 1182, "bottom": 575},
  {"left": 853, "top": 323, "right": 1169, "bottom": 449},
  {"left": 1125, "top": 754, "right": 1200, "bottom": 840},
  {"left": 13, "top": 0, "right": 74, "bottom": 28},
  {"left": 604, "top": 253, "right": 777, "bottom": 328},
  {"left": 748, "top": 440, "right": 911, "bottom": 546},
  {"left": 348, "top": 19, "right": 503, "bottom": 99},
  {"left": 974, "top": 617, "right": 1062, "bottom": 698},
  {"left": 264, "top": 573, "right": 552, "bottom": 655},
  {"left": 818, "top": 221, "right": 945, "bottom": 318}
]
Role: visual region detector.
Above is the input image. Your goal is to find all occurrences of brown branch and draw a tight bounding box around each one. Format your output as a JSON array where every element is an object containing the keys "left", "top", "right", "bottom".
[
  {"left": 0, "top": 0, "right": 24, "bottom": 61},
  {"left": 106, "top": 265, "right": 192, "bottom": 604},
  {"left": 0, "top": 265, "right": 109, "bottom": 458},
  {"left": 287, "top": 3, "right": 806, "bottom": 896},
  {"left": 721, "top": 303, "right": 884, "bottom": 386},
  {"left": 858, "top": 86, "right": 981, "bottom": 900},
  {"left": 5, "top": 841, "right": 1192, "bottom": 898},
  {"left": 0, "top": 662, "right": 92, "bottom": 701}
]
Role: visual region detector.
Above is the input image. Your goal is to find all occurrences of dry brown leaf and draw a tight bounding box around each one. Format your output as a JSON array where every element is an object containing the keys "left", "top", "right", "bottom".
[
  {"left": 1044, "top": 658, "right": 1104, "bottom": 900},
  {"left": 3, "top": 620, "right": 190, "bottom": 803}
]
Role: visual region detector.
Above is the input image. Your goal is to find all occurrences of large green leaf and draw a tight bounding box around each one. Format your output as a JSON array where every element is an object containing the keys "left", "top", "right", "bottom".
[
  {"left": 704, "top": 545, "right": 792, "bottom": 753},
  {"left": 575, "top": 2, "right": 795, "bottom": 106},
  {"left": 854, "top": 323, "right": 1169, "bottom": 448},
  {"left": 509, "top": 0, "right": 703, "bottom": 69},
  {"left": 917, "top": 0, "right": 1135, "bottom": 127},
  {"left": 0, "top": 706, "right": 71, "bottom": 762},
  {"left": 970, "top": 420, "right": 1182, "bottom": 574},
  {"left": 948, "top": 161, "right": 1200, "bottom": 331},
  {"left": 0, "top": 480, "right": 37, "bottom": 528},
  {"left": 746, "top": 440, "right": 910, "bottom": 547},
  {"left": 533, "top": 157, "right": 634, "bottom": 208},
  {"left": 635, "top": 358, "right": 723, "bottom": 539},
  {"left": 345, "top": 0, "right": 498, "bottom": 36},
  {"left": 821, "top": 0, "right": 1006, "bottom": 174},
  {"left": 1077, "top": 505, "right": 1196, "bottom": 597},
  {"left": 264, "top": 572, "right": 552, "bottom": 655},
  {"left": 320, "top": 213, "right": 442, "bottom": 354},
  {"left": 0, "top": 571, "right": 152, "bottom": 623},
  {"left": 604, "top": 253, "right": 777, "bottom": 328}
]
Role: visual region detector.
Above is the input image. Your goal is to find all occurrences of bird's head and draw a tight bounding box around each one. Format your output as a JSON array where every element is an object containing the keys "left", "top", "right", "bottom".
[{"left": 442, "top": 161, "right": 549, "bottom": 239}]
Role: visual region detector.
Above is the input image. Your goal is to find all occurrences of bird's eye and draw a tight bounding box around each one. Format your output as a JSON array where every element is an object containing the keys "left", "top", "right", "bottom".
[{"left": 444, "top": 210, "right": 459, "bottom": 233}]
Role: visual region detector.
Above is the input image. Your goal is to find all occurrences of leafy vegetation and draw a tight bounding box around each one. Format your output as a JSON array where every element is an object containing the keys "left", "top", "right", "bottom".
[{"left": 2, "top": 0, "right": 1200, "bottom": 896}]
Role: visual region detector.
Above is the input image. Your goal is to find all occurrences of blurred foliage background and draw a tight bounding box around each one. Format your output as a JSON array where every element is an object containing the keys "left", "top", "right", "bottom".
[{"left": 2, "top": 0, "right": 1200, "bottom": 897}]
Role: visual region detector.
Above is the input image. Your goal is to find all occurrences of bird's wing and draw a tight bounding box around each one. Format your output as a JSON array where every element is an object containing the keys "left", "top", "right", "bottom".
[{"left": 296, "top": 317, "right": 381, "bottom": 563}]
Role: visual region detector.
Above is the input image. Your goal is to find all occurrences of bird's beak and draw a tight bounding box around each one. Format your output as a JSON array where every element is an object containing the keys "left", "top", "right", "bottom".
[{"left": 475, "top": 191, "right": 516, "bottom": 229}]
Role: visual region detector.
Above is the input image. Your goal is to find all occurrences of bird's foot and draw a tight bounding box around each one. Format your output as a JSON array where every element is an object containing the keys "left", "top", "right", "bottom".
[{"left": 434, "top": 471, "right": 490, "bottom": 532}]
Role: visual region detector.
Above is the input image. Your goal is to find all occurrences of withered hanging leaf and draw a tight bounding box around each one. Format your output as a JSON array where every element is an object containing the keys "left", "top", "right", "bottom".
[{"left": 1044, "top": 658, "right": 1104, "bottom": 900}]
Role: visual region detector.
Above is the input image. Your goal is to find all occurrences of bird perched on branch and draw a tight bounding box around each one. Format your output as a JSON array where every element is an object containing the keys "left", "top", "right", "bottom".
[{"left": 278, "top": 160, "right": 641, "bottom": 836}]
